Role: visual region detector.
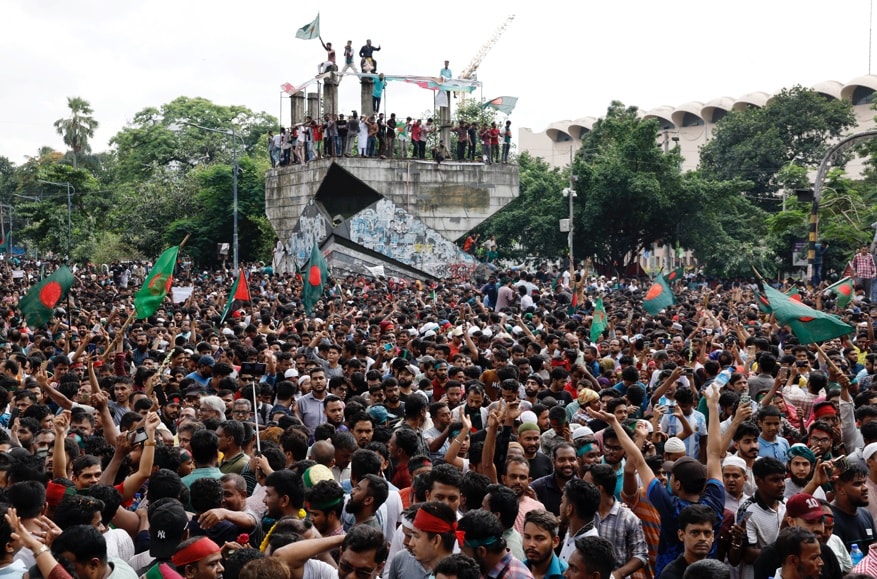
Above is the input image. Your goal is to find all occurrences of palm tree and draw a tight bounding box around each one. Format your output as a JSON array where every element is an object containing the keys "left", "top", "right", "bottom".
[{"left": 54, "top": 97, "right": 99, "bottom": 168}]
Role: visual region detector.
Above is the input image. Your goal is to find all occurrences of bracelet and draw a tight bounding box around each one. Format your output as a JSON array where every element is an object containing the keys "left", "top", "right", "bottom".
[
  {"left": 143, "top": 441, "right": 156, "bottom": 447},
  {"left": 34, "top": 546, "right": 50, "bottom": 558}
]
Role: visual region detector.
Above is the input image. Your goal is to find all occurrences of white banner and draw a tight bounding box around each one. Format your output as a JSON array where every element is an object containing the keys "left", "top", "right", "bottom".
[{"left": 172, "top": 286, "right": 194, "bottom": 304}]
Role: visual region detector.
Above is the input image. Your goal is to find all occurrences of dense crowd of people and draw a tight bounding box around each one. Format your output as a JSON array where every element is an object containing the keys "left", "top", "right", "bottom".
[
  {"left": 269, "top": 116, "right": 513, "bottom": 166},
  {"left": 1, "top": 256, "right": 877, "bottom": 579}
]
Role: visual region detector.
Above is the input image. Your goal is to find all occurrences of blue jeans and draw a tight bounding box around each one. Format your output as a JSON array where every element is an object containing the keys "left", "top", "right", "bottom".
[{"left": 367, "top": 136, "right": 377, "bottom": 157}]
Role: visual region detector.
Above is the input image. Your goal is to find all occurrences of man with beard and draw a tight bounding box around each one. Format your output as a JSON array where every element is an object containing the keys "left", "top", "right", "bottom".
[
  {"left": 732, "top": 421, "right": 760, "bottom": 496},
  {"left": 523, "top": 510, "right": 567, "bottom": 579},
  {"left": 752, "top": 493, "right": 842, "bottom": 579},
  {"left": 830, "top": 462, "right": 875, "bottom": 554},
  {"left": 807, "top": 420, "right": 835, "bottom": 463},
  {"left": 425, "top": 402, "right": 453, "bottom": 462},
  {"left": 722, "top": 456, "right": 750, "bottom": 516},
  {"left": 785, "top": 445, "right": 821, "bottom": 498},
  {"left": 399, "top": 395, "right": 430, "bottom": 457},
  {"left": 262, "top": 469, "right": 306, "bottom": 529},
  {"left": 523, "top": 374, "right": 543, "bottom": 407},
  {"left": 503, "top": 456, "right": 546, "bottom": 534},
  {"left": 519, "top": 422, "right": 554, "bottom": 479},
  {"left": 325, "top": 395, "right": 347, "bottom": 430},
  {"left": 388, "top": 501, "right": 457, "bottom": 579},
  {"left": 382, "top": 377, "right": 405, "bottom": 424},
  {"left": 217, "top": 420, "right": 248, "bottom": 475},
  {"left": 132, "top": 332, "right": 152, "bottom": 367},
  {"left": 306, "top": 479, "right": 346, "bottom": 539},
  {"left": 160, "top": 392, "right": 182, "bottom": 434},
  {"left": 432, "top": 361, "right": 450, "bottom": 400},
  {"left": 532, "top": 442, "right": 577, "bottom": 516},
  {"left": 773, "top": 528, "right": 824, "bottom": 579},
  {"left": 297, "top": 367, "right": 328, "bottom": 434},
  {"left": 458, "top": 509, "right": 534, "bottom": 579},
  {"left": 658, "top": 505, "right": 716, "bottom": 579},
  {"left": 351, "top": 412, "right": 375, "bottom": 449},
  {"left": 443, "top": 381, "right": 463, "bottom": 411},
  {"left": 730, "top": 457, "right": 787, "bottom": 574},
  {"left": 394, "top": 359, "right": 418, "bottom": 403},
  {"left": 346, "top": 473, "right": 389, "bottom": 531}
]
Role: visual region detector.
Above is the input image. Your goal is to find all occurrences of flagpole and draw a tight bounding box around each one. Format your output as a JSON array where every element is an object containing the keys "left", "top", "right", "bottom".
[{"left": 252, "top": 383, "right": 261, "bottom": 454}]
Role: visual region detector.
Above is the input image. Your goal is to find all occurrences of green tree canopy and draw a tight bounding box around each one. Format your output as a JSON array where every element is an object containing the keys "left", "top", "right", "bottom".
[{"left": 699, "top": 86, "right": 855, "bottom": 207}]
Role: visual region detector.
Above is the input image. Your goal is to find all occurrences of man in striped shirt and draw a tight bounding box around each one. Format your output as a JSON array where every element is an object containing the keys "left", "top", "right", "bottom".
[{"left": 852, "top": 246, "right": 877, "bottom": 301}]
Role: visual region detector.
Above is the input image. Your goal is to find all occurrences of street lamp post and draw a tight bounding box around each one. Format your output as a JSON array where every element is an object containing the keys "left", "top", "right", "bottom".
[
  {"left": 174, "top": 121, "right": 241, "bottom": 271},
  {"left": 37, "top": 179, "right": 74, "bottom": 260}
]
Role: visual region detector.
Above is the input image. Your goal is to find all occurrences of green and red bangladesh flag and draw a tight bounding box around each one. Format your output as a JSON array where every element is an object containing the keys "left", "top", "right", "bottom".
[
  {"left": 663, "top": 267, "right": 684, "bottom": 285},
  {"left": 643, "top": 275, "right": 674, "bottom": 315},
  {"left": 825, "top": 277, "right": 855, "bottom": 309},
  {"left": 19, "top": 265, "right": 74, "bottom": 328},
  {"left": 221, "top": 266, "right": 252, "bottom": 322},
  {"left": 135, "top": 245, "right": 179, "bottom": 319},
  {"left": 762, "top": 284, "right": 853, "bottom": 344},
  {"left": 302, "top": 244, "right": 329, "bottom": 315},
  {"left": 590, "top": 297, "right": 607, "bottom": 342}
]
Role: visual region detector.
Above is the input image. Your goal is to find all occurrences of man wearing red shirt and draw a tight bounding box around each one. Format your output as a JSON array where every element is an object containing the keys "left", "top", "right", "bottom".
[{"left": 489, "top": 123, "right": 501, "bottom": 164}]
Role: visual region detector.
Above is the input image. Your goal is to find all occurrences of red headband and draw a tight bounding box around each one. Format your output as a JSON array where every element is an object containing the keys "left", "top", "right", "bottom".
[
  {"left": 813, "top": 404, "right": 837, "bottom": 418},
  {"left": 414, "top": 509, "right": 466, "bottom": 546},
  {"left": 172, "top": 538, "right": 220, "bottom": 567}
]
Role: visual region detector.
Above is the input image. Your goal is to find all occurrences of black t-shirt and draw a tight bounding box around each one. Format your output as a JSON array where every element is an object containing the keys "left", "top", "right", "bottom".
[
  {"left": 537, "top": 389, "right": 573, "bottom": 406},
  {"left": 528, "top": 452, "right": 554, "bottom": 479},
  {"left": 830, "top": 504, "right": 876, "bottom": 554},
  {"left": 657, "top": 554, "right": 688, "bottom": 579}
]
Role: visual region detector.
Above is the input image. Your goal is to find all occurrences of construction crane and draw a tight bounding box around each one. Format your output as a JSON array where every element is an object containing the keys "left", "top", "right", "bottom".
[{"left": 459, "top": 14, "right": 515, "bottom": 80}]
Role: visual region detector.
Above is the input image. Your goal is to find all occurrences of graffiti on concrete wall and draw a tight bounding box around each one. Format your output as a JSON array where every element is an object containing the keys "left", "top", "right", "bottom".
[
  {"left": 347, "top": 198, "right": 476, "bottom": 278},
  {"left": 285, "top": 201, "right": 330, "bottom": 269}
]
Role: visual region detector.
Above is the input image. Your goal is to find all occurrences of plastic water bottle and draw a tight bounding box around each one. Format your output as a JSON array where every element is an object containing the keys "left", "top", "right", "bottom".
[
  {"left": 713, "top": 367, "right": 733, "bottom": 389},
  {"left": 850, "top": 544, "right": 864, "bottom": 565},
  {"left": 130, "top": 492, "right": 142, "bottom": 512}
]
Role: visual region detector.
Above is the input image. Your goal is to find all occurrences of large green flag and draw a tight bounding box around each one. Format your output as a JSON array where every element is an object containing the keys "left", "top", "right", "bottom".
[
  {"left": 295, "top": 13, "right": 320, "bottom": 40},
  {"left": 643, "top": 276, "right": 674, "bottom": 315},
  {"left": 763, "top": 284, "right": 853, "bottom": 344},
  {"left": 590, "top": 298, "right": 607, "bottom": 342},
  {"left": 135, "top": 246, "right": 178, "bottom": 319},
  {"left": 19, "top": 265, "right": 74, "bottom": 328},
  {"left": 302, "top": 244, "right": 328, "bottom": 315},
  {"left": 825, "top": 277, "right": 855, "bottom": 309},
  {"left": 754, "top": 289, "right": 772, "bottom": 314}
]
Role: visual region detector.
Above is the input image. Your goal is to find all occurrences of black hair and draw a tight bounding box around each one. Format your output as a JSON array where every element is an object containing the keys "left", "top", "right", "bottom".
[
  {"left": 350, "top": 449, "right": 382, "bottom": 482},
  {"left": 429, "top": 463, "right": 463, "bottom": 492},
  {"left": 563, "top": 478, "right": 600, "bottom": 521},
  {"left": 222, "top": 548, "right": 265, "bottom": 579},
  {"left": 362, "top": 473, "right": 389, "bottom": 508},
  {"left": 190, "top": 429, "right": 219, "bottom": 465},
  {"left": 52, "top": 524, "right": 107, "bottom": 563},
  {"left": 53, "top": 494, "right": 105, "bottom": 529},
  {"left": 678, "top": 504, "right": 717, "bottom": 530},
  {"left": 147, "top": 468, "right": 184, "bottom": 502},
  {"left": 752, "top": 457, "right": 787, "bottom": 479},
  {"left": 572, "top": 536, "right": 616, "bottom": 578},
  {"left": 733, "top": 421, "right": 760, "bottom": 442},
  {"left": 775, "top": 527, "right": 818, "bottom": 565},
  {"left": 457, "top": 509, "right": 506, "bottom": 553},
  {"left": 341, "top": 523, "right": 389, "bottom": 563},
  {"left": 264, "top": 469, "right": 306, "bottom": 509},
  {"left": 587, "top": 464, "right": 617, "bottom": 496},
  {"left": 484, "top": 483, "right": 518, "bottom": 530},
  {"left": 392, "top": 428, "right": 420, "bottom": 457},
  {"left": 82, "top": 484, "right": 123, "bottom": 526},
  {"left": 433, "top": 554, "right": 481, "bottom": 579},
  {"left": 190, "top": 477, "right": 223, "bottom": 513},
  {"left": 218, "top": 420, "right": 245, "bottom": 447},
  {"left": 306, "top": 480, "right": 345, "bottom": 518},
  {"left": 7, "top": 480, "right": 46, "bottom": 518}
]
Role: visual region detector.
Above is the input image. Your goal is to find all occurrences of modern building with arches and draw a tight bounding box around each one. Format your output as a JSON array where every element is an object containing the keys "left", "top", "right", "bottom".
[{"left": 520, "top": 75, "right": 877, "bottom": 174}]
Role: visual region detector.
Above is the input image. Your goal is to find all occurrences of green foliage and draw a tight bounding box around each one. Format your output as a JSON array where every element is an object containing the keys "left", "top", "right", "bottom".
[
  {"left": 74, "top": 231, "right": 144, "bottom": 264},
  {"left": 572, "top": 102, "right": 685, "bottom": 269},
  {"left": 473, "top": 152, "right": 567, "bottom": 258},
  {"left": 699, "top": 86, "right": 855, "bottom": 207}
]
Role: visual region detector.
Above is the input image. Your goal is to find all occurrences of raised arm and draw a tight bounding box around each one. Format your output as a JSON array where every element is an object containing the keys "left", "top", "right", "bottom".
[
  {"left": 589, "top": 408, "right": 654, "bottom": 490},
  {"left": 703, "top": 384, "right": 723, "bottom": 481}
]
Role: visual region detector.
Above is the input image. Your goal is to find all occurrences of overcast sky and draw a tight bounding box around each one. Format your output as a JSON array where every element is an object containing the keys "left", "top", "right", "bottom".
[{"left": 2, "top": 0, "right": 875, "bottom": 165}]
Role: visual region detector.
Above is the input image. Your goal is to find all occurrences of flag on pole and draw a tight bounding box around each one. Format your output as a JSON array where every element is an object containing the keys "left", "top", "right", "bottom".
[
  {"left": 590, "top": 298, "right": 607, "bottom": 342},
  {"left": 482, "top": 96, "right": 518, "bottom": 115},
  {"left": 825, "top": 276, "right": 855, "bottom": 309},
  {"left": 19, "top": 265, "right": 74, "bottom": 328},
  {"left": 221, "top": 267, "right": 252, "bottom": 322},
  {"left": 643, "top": 276, "right": 674, "bottom": 315},
  {"left": 135, "top": 246, "right": 179, "bottom": 319},
  {"left": 295, "top": 13, "right": 320, "bottom": 40},
  {"left": 302, "top": 244, "right": 329, "bottom": 315},
  {"left": 763, "top": 284, "right": 853, "bottom": 344},
  {"left": 281, "top": 83, "right": 296, "bottom": 95}
]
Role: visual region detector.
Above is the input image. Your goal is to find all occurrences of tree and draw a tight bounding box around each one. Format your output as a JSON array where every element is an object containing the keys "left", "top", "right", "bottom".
[
  {"left": 473, "top": 152, "right": 567, "bottom": 258},
  {"left": 109, "top": 96, "right": 277, "bottom": 183},
  {"left": 699, "top": 86, "right": 855, "bottom": 208},
  {"left": 572, "top": 102, "right": 686, "bottom": 270},
  {"left": 53, "top": 97, "right": 99, "bottom": 168}
]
